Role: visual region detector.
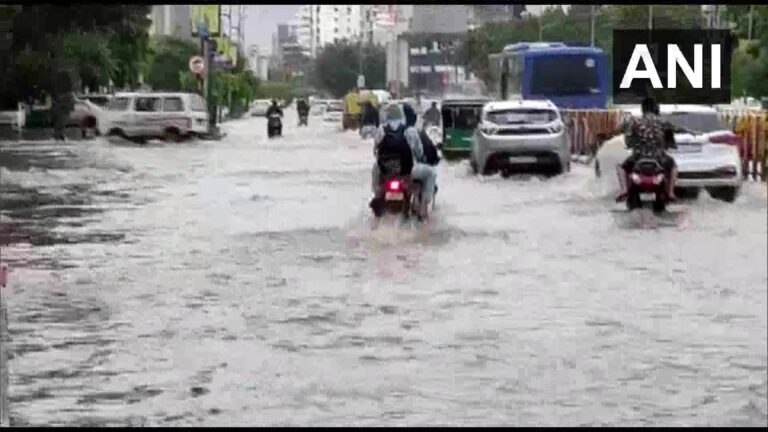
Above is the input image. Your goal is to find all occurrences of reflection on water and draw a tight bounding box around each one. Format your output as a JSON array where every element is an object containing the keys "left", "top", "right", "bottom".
[{"left": 0, "top": 114, "right": 766, "bottom": 426}]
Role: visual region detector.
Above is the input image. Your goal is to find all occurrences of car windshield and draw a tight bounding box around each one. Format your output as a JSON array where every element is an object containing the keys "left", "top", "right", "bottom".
[
  {"left": 107, "top": 97, "right": 130, "bottom": 111},
  {"left": 486, "top": 109, "right": 558, "bottom": 125},
  {"left": 662, "top": 112, "right": 726, "bottom": 133}
]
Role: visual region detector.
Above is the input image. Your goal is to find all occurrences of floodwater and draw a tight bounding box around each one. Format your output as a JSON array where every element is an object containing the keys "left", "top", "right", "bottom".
[{"left": 1, "top": 111, "right": 766, "bottom": 426}]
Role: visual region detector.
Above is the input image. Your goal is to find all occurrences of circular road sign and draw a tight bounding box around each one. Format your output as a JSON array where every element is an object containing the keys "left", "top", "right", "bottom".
[{"left": 189, "top": 56, "right": 205, "bottom": 74}]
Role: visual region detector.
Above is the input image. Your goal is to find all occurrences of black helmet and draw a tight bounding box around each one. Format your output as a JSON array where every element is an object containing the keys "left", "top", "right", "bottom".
[{"left": 641, "top": 96, "right": 658, "bottom": 115}]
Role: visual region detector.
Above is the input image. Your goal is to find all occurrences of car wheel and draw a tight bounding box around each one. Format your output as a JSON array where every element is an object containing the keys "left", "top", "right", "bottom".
[
  {"left": 164, "top": 127, "right": 182, "bottom": 143},
  {"left": 706, "top": 186, "right": 739, "bottom": 203},
  {"left": 107, "top": 128, "right": 125, "bottom": 138}
]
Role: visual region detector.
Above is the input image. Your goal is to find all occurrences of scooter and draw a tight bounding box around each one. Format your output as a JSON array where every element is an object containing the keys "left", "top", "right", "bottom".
[
  {"left": 625, "top": 157, "right": 669, "bottom": 214},
  {"left": 267, "top": 113, "right": 282, "bottom": 138},
  {"left": 298, "top": 113, "right": 308, "bottom": 127}
]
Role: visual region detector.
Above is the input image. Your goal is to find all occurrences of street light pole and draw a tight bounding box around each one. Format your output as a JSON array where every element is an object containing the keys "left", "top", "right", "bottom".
[
  {"left": 648, "top": 5, "right": 653, "bottom": 31},
  {"left": 590, "top": 5, "right": 595, "bottom": 47}
]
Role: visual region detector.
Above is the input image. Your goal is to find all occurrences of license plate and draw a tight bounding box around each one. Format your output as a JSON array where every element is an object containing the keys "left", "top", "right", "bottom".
[
  {"left": 508, "top": 156, "right": 537, "bottom": 164},
  {"left": 640, "top": 193, "right": 656, "bottom": 201},
  {"left": 385, "top": 192, "right": 404, "bottom": 201},
  {"left": 675, "top": 145, "right": 702, "bottom": 153}
]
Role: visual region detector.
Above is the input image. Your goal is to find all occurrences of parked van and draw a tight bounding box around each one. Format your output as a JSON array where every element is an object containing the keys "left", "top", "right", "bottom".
[{"left": 99, "top": 92, "right": 209, "bottom": 142}]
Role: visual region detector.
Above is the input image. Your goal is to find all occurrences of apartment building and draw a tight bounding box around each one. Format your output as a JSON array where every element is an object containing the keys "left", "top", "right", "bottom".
[
  {"left": 149, "top": 5, "right": 192, "bottom": 39},
  {"left": 292, "top": 5, "right": 362, "bottom": 58}
]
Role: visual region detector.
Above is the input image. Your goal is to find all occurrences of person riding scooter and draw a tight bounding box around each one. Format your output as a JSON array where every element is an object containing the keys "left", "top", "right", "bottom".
[
  {"left": 597, "top": 97, "right": 689, "bottom": 202},
  {"left": 296, "top": 98, "right": 310, "bottom": 126},
  {"left": 266, "top": 99, "right": 283, "bottom": 137}
]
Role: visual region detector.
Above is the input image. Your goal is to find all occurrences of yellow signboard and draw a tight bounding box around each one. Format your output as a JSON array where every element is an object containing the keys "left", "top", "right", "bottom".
[
  {"left": 191, "top": 5, "right": 220, "bottom": 37},
  {"left": 214, "top": 37, "right": 238, "bottom": 68}
]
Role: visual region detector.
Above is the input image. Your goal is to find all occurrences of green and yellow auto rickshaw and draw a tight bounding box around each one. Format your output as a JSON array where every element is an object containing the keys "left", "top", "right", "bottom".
[{"left": 439, "top": 98, "right": 490, "bottom": 160}]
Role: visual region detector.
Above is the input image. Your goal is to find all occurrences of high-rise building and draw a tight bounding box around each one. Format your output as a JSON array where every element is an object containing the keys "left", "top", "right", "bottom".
[
  {"left": 409, "top": 5, "right": 471, "bottom": 34},
  {"left": 149, "top": 5, "right": 193, "bottom": 39},
  {"left": 292, "top": 5, "right": 362, "bottom": 58},
  {"left": 468, "top": 5, "right": 527, "bottom": 29},
  {"left": 361, "top": 5, "right": 412, "bottom": 46}
]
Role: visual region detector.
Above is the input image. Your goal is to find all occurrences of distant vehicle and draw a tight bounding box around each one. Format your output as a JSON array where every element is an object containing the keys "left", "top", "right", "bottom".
[
  {"left": 595, "top": 104, "right": 743, "bottom": 202},
  {"left": 471, "top": 99, "right": 570, "bottom": 177},
  {"left": 323, "top": 100, "right": 344, "bottom": 123},
  {"left": 98, "top": 92, "right": 209, "bottom": 142},
  {"left": 488, "top": 42, "right": 609, "bottom": 109},
  {"left": 251, "top": 99, "right": 271, "bottom": 117},
  {"left": 78, "top": 94, "right": 112, "bottom": 108},
  {"left": 69, "top": 96, "right": 106, "bottom": 131},
  {"left": 439, "top": 98, "right": 490, "bottom": 160}
]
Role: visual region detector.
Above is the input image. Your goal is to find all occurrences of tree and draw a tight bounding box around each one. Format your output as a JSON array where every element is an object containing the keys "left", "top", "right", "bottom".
[
  {"left": 146, "top": 36, "right": 199, "bottom": 91},
  {"left": 311, "top": 40, "right": 387, "bottom": 97}
]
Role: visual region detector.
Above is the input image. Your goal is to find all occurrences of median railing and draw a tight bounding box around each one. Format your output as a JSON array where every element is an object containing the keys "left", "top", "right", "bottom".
[{"left": 561, "top": 109, "right": 768, "bottom": 182}]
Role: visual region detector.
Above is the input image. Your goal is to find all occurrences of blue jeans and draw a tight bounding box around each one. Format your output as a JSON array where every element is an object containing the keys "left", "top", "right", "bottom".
[{"left": 371, "top": 162, "right": 437, "bottom": 204}]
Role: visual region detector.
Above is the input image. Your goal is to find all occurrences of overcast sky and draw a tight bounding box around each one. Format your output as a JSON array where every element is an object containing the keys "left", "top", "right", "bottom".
[
  {"left": 244, "top": 5, "right": 301, "bottom": 54},
  {"left": 242, "top": 5, "right": 564, "bottom": 54}
]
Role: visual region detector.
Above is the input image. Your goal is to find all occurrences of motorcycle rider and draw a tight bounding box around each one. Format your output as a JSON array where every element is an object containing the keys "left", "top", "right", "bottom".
[
  {"left": 360, "top": 100, "right": 380, "bottom": 138},
  {"left": 296, "top": 98, "right": 309, "bottom": 124},
  {"left": 266, "top": 99, "right": 283, "bottom": 118},
  {"left": 423, "top": 101, "right": 441, "bottom": 127},
  {"left": 266, "top": 99, "right": 283, "bottom": 136},
  {"left": 599, "top": 97, "right": 685, "bottom": 202},
  {"left": 370, "top": 103, "right": 437, "bottom": 219}
]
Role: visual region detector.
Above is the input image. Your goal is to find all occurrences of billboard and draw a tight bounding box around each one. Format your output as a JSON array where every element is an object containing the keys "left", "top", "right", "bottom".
[{"left": 191, "top": 5, "right": 220, "bottom": 37}]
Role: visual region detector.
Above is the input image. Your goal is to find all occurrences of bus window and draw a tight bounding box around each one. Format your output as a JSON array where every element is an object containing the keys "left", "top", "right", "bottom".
[{"left": 530, "top": 55, "right": 601, "bottom": 96}]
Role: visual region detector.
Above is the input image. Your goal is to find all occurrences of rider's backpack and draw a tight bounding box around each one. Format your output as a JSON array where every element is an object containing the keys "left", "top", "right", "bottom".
[{"left": 377, "top": 123, "right": 413, "bottom": 177}]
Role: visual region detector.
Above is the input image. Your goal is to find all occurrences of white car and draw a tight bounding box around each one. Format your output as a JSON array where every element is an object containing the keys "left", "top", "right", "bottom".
[
  {"left": 99, "top": 92, "right": 209, "bottom": 142},
  {"left": 471, "top": 99, "right": 570, "bottom": 177},
  {"left": 595, "top": 105, "right": 743, "bottom": 202},
  {"left": 251, "top": 99, "right": 271, "bottom": 117},
  {"left": 323, "top": 100, "right": 344, "bottom": 123},
  {"left": 69, "top": 96, "right": 109, "bottom": 131}
]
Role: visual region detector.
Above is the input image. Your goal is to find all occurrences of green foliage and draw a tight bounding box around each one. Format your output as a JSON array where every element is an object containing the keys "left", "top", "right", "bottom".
[
  {"left": 146, "top": 36, "right": 200, "bottom": 91},
  {"left": 311, "top": 40, "right": 387, "bottom": 97},
  {"left": 0, "top": 5, "right": 152, "bottom": 108}
]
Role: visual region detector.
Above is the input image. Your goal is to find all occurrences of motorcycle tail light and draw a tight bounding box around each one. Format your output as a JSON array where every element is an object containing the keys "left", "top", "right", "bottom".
[
  {"left": 388, "top": 180, "right": 401, "bottom": 191},
  {"left": 630, "top": 173, "right": 642, "bottom": 184},
  {"left": 654, "top": 174, "right": 665, "bottom": 184}
]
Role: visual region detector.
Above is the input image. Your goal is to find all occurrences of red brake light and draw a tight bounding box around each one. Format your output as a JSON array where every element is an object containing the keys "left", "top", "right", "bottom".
[
  {"left": 709, "top": 132, "right": 740, "bottom": 146},
  {"left": 388, "top": 180, "right": 400, "bottom": 191}
]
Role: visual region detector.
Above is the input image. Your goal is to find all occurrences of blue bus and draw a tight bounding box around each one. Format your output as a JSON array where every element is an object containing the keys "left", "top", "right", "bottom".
[{"left": 488, "top": 42, "right": 609, "bottom": 109}]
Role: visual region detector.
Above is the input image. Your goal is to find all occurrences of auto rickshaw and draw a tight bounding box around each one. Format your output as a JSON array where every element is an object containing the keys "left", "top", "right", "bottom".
[
  {"left": 439, "top": 98, "right": 490, "bottom": 160},
  {"left": 342, "top": 90, "right": 361, "bottom": 130}
]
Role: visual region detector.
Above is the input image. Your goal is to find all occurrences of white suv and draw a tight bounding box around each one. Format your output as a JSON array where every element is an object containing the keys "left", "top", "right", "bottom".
[{"left": 99, "top": 92, "right": 209, "bottom": 142}]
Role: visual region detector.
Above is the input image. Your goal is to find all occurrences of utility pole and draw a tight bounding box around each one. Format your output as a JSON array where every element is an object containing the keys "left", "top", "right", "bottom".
[
  {"left": 648, "top": 5, "right": 653, "bottom": 31},
  {"left": 590, "top": 5, "right": 596, "bottom": 47},
  {"left": 748, "top": 5, "right": 754, "bottom": 40}
]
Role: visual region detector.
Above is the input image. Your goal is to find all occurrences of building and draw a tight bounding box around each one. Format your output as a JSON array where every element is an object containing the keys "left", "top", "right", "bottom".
[
  {"left": 248, "top": 45, "right": 270, "bottom": 81},
  {"left": 271, "top": 23, "right": 311, "bottom": 79},
  {"left": 468, "top": 5, "right": 527, "bottom": 29},
  {"left": 409, "top": 5, "right": 471, "bottom": 34},
  {"left": 291, "top": 5, "right": 362, "bottom": 58},
  {"left": 361, "top": 5, "right": 413, "bottom": 46},
  {"left": 149, "top": 5, "right": 192, "bottom": 39}
]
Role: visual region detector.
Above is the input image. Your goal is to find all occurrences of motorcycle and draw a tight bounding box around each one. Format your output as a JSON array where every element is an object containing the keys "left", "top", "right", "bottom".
[
  {"left": 267, "top": 114, "right": 282, "bottom": 138},
  {"left": 624, "top": 157, "right": 669, "bottom": 213},
  {"left": 298, "top": 112, "right": 309, "bottom": 127}
]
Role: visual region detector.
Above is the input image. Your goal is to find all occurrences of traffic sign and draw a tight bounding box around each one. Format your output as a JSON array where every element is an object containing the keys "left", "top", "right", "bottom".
[
  {"left": 189, "top": 56, "right": 205, "bottom": 74},
  {"left": 357, "top": 74, "right": 365, "bottom": 89}
]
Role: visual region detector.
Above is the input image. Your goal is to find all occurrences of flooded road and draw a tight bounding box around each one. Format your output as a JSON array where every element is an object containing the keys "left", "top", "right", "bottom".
[{"left": 1, "top": 111, "right": 766, "bottom": 426}]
